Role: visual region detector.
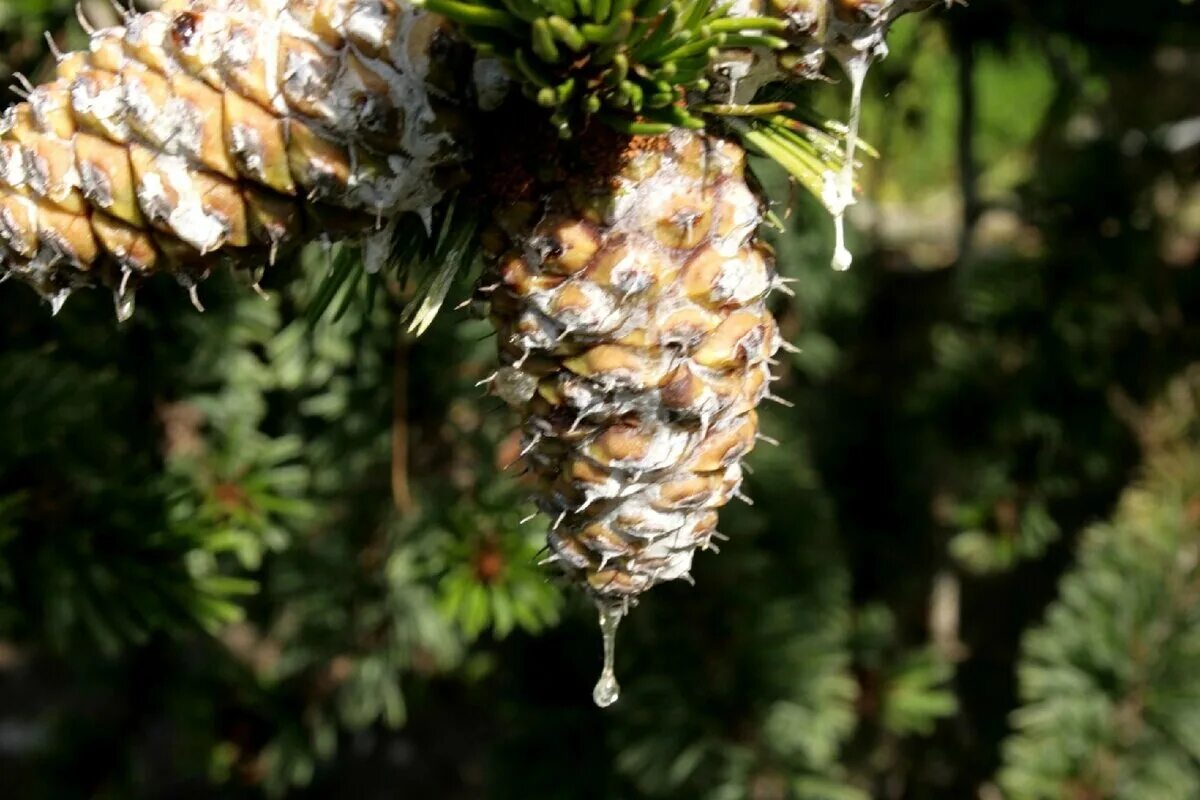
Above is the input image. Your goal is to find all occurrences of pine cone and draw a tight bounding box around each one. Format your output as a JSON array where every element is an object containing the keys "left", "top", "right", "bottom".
[
  {"left": 484, "top": 128, "right": 781, "bottom": 600},
  {"left": 0, "top": 0, "right": 468, "bottom": 314}
]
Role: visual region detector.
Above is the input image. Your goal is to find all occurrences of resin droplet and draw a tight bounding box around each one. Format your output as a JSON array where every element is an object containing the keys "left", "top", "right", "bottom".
[
  {"left": 48, "top": 288, "right": 70, "bottom": 316},
  {"left": 417, "top": 205, "right": 435, "bottom": 237},
  {"left": 493, "top": 366, "right": 538, "bottom": 406},
  {"left": 113, "top": 268, "right": 136, "bottom": 322},
  {"left": 362, "top": 217, "right": 396, "bottom": 274},
  {"left": 592, "top": 602, "right": 623, "bottom": 708},
  {"left": 831, "top": 203, "right": 854, "bottom": 272},
  {"left": 827, "top": 55, "right": 868, "bottom": 272},
  {"left": 187, "top": 283, "right": 205, "bottom": 312},
  {"left": 113, "top": 287, "right": 136, "bottom": 322}
]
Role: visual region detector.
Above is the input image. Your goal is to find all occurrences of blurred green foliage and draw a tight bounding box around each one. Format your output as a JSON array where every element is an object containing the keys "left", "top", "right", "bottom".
[
  {"left": 1, "top": 0, "right": 1199, "bottom": 798},
  {"left": 1001, "top": 368, "right": 1200, "bottom": 800}
]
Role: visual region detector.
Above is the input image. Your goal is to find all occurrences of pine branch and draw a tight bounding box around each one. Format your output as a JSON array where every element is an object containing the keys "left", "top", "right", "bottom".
[{"left": 999, "top": 366, "right": 1200, "bottom": 800}]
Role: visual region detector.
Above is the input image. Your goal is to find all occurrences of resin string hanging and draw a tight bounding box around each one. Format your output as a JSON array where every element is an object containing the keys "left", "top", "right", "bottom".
[
  {"left": 592, "top": 602, "right": 624, "bottom": 708},
  {"left": 821, "top": 0, "right": 936, "bottom": 271},
  {"left": 825, "top": 55, "right": 868, "bottom": 272}
]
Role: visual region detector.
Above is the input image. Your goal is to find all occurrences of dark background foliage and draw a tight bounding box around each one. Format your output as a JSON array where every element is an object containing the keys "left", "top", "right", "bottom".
[{"left": 1, "top": 1, "right": 1198, "bottom": 798}]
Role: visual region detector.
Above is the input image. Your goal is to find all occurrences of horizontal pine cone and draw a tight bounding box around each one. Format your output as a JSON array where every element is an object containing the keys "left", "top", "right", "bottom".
[{"left": 0, "top": 0, "right": 468, "bottom": 312}]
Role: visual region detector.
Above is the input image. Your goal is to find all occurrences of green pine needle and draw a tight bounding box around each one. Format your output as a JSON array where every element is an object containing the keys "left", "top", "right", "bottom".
[
  {"left": 414, "top": 0, "right": 783, "bottom": 137},
  {"left": 727, "top": 113, "right": 874, "bottom": 213},
  {"left": 396, "top": 198, "right": 481, "bottom": 338}
]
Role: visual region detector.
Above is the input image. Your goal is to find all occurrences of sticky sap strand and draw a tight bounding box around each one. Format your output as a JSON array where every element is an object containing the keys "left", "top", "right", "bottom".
[
  {"left": 592, "top": 601, "right": 623, "bottom": 708},
  {"left": 825, "top": 53, "right": 869, "bottom": 272}
]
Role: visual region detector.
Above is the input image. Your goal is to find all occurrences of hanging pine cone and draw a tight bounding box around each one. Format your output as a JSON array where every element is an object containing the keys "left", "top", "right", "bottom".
[
  {"left": 0, "top": 0, "right": 469, "bottom": 315},
  {"left": 430, "top": 0, "right": 922, "bottom": 611},
  {"left": 482, "top": 125, "right": 781, "bottom": 600}
]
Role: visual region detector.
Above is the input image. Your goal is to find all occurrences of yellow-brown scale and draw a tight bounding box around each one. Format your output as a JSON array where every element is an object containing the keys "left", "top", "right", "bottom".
[
  {"left": 0, "top": 0, "right": 468, "bottom": 315},
  {"left": 484, "top": 128, "right": 783, "bottom": 601}
]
